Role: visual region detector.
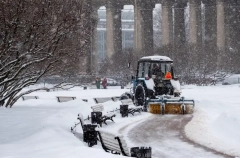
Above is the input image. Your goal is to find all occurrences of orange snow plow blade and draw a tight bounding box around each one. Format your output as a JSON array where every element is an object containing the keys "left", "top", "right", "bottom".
[{"left": 148, "top": 97, "right": 194, "bottom": 115}]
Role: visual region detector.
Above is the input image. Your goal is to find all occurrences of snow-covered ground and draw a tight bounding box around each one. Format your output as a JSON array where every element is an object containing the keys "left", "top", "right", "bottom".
[
  {"left": 0, "top": 84, "right": 240, "bottom": 158},
  {"left": 183, "top": 84, "right": 240, "bottom": 157}
]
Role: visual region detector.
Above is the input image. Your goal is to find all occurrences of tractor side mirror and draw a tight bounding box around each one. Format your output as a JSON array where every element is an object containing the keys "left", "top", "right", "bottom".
[{"left": 132, "top": 76, "right": 135, "bottom": 80}]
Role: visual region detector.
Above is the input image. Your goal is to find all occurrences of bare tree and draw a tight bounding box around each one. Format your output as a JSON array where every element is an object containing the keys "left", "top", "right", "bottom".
[{"left": 0, "top": 0, "right": 93, "bottom": 107}]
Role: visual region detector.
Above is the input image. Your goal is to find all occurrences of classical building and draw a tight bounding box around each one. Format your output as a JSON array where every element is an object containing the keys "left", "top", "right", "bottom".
[{"left": 88, "top": 0, "right": 240, "bottom": 74}]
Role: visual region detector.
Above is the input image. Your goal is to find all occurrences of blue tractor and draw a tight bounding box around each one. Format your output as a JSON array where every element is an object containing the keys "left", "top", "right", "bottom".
[
  {"left": 132, "top": 56, "right": 181, "bottom": 108},
  {"left": 131, "top": 55, "right": 195, "bottom": 115}
]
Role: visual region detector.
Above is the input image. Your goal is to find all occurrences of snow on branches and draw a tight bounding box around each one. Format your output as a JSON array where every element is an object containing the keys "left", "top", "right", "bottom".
[{"left": 0, "top": 0, "right": 93, "bottom": 107}]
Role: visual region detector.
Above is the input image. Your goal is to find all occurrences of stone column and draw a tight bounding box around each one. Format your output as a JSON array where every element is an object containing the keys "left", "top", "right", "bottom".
[
  {"left": 91, "top": 8, "right": 99, "bottom": 75},
  {"left": 224, "top": 1, "right": 240, "bottom": 71},
  {"left": 189, "top": 0, "right": 202, "bottom": 45},
  {"left": 82, "top": 0, "right": 93, "bottom": 74},
  {"left": 134, "top": 0, "right": 154, "bottom": 56},
  {"left": 202, "top": 0, "right": 218, "bottom": 70},
  {"left": 106, "top": 1, "right": 123, "bottom": 60},
  {"left": 216, "top": 0, "right": 226, "bottom": 68},
  {"left": 173, "top": 2, "right": 186, "bottom": 61},
  {"left": 134, "top": 0, "right": 143, "bottom": 53},
  {"left": 162, "top": 0, "right": 173, "bottom": 54},
  {"left": 217, "top": 0, "right": 225, "bottom": 49},
  {"left": 203, "top": 0, "right": 217, "bottom": 49},
  {"left": 173, "top": 3, "right": 186, "bottom": 49},
  {"left": 143, "top": 4, "right": 154, "bottom": 56}
]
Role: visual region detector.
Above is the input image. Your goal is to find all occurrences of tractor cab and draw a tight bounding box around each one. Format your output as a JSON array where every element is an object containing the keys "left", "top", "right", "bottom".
[
  {"left": 134, "top": 56, "right": 178, "bottom": 96},
  {"left": 132, "top": 56, "right": 181, "bottom": 109},
  {"left": 136, "top": 57, "right": 175, "bottom": 81}
]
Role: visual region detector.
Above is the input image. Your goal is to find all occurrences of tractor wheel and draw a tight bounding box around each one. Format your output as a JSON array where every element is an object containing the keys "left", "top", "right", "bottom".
[{"left": 134, "top": 84, "right": 146, "bottom": 106}]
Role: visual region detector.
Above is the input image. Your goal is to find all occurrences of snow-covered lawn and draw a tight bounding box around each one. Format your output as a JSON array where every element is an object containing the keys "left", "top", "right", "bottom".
[{"left": 0, "top": 84, "right": 240, "bottom": 158}]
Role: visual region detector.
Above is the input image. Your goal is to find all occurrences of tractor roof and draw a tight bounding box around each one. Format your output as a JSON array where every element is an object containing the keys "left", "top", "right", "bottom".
[{"left": 139, "top": 55, "right": 173, "bottom": 62}]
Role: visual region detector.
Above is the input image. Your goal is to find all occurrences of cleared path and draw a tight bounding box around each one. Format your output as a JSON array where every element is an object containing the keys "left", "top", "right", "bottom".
[{"left": 126, "top": 115, "right": 233, "bottom": 158}]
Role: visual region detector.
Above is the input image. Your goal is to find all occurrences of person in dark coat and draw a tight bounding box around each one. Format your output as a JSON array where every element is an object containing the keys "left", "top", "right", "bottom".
[
  {"left": 152, "top": 63, "right": 160, "bottom": 75},
  {"left": 102, "top": 78, "right": 107, "bottom": 89},
  {"left": 152, "top": 63, "right": 164, "bottom": 78}
]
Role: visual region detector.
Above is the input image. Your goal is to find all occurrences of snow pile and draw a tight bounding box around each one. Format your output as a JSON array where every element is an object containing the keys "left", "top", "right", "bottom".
[
  {"left": 184, "top": 84, "right": 240, "bottom": 156},
  {"left": 212, "top": 112, "right": 240, "bottom": 149},
  {"left": 185, "top": 109, "right": 240, "bottom": 156}
]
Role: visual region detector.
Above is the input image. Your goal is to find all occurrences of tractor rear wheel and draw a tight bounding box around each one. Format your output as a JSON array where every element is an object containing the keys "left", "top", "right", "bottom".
[{"left": 134, "top": 84, "right": 146, "bottom": 106}]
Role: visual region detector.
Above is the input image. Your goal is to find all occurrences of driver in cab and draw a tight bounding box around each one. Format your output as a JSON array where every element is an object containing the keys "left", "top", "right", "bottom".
[{"left": 152, "top": 63, "right": 160, "bottom": 75}]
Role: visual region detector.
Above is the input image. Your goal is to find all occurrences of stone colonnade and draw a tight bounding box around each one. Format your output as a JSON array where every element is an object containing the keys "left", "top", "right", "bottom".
[{"left": 89, "top": 0, "right": 235, "bottom": 73}]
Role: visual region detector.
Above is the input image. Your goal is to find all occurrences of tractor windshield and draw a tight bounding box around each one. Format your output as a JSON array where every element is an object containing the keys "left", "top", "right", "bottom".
[
  {"left": 137, "top": 61, "right": 174, "bottom": 79},
  {"left": 151, "top": 62, "right": 173, "bottom": 78}
]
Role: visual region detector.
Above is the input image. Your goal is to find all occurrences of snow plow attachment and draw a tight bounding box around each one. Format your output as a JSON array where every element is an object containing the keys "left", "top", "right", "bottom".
[{"left": 148, "top": 97, "right": 194, "bottom": 115}]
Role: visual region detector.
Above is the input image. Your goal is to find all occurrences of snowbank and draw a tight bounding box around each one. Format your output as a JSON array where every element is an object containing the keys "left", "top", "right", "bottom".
[{"left": 184, "top": 85, "right": 240, "bottom": 157}]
